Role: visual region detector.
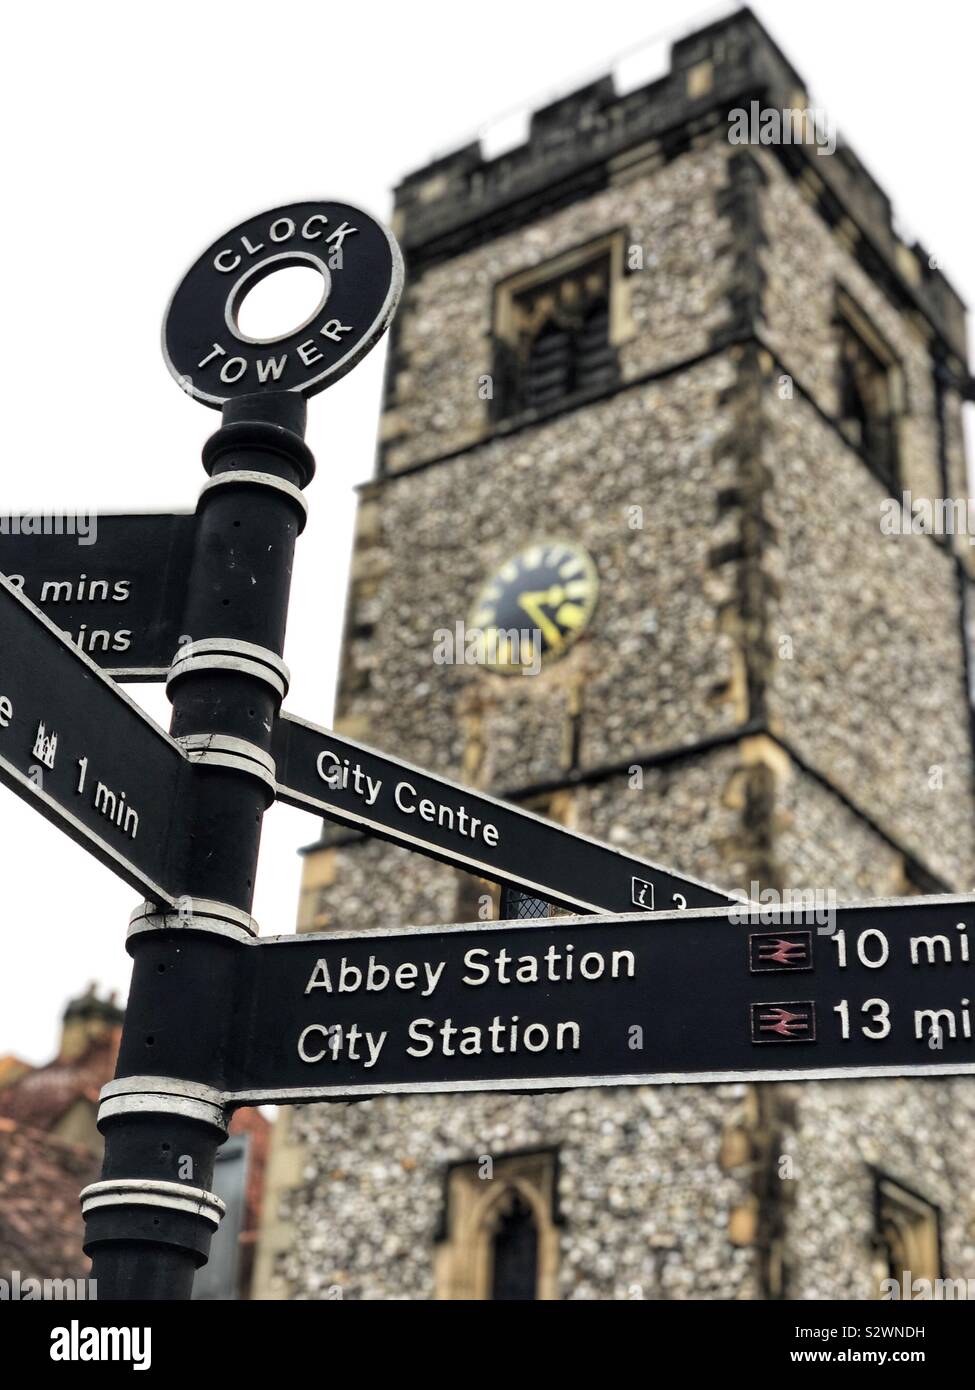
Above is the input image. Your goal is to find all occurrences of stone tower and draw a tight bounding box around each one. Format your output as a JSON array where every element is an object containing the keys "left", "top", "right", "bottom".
[{"left": 253, "top": 9, "right": 975, "bottom": 1300}]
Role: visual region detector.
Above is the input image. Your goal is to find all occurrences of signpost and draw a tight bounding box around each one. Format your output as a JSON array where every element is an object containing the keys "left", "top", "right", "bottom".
[
  {"left": 2, "top": 196, "right": 970, "bottom": 1304},
  {"left": 74, "top": 200, "right": 407, "bottom": 1301},
  {"left": 0, "top": 574, "right": 188, "bottom": 902},
  {"left": 0, "top": 512, "right": 196, "bottom": 679},
  {"left": 273, "top": 714, "right": 732, "bottom": 912},
  {"left": 108, "top": 894, "right": 975, "bottom": 1113}
]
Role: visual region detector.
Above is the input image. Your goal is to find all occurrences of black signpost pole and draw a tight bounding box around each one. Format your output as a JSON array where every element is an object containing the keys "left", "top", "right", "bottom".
[{"left": 82, "top": 394, "right": 313, "bottom": 1299}]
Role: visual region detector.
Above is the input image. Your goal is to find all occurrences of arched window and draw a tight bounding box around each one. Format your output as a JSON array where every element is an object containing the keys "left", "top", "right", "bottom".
[
  {"left": 836, "top": 290, "right": 902, "bottom": 492},
  {"left": 434, "top": 1150, "right": 561, "bottom": 1299},
  {"left": 489, "top": 1189, "right": 539, "bottom": 1300},
  {"left": 873, "top": 1173, "right": 942, "bottom": 1296},
  {"left": 492, "top": 233, "right": 632, "bottom": 422}
]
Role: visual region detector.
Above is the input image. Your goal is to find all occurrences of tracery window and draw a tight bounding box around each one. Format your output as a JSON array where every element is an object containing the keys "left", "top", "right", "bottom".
[{"left": 435, "top": 1150, "right": 560, "bottom": 1299}]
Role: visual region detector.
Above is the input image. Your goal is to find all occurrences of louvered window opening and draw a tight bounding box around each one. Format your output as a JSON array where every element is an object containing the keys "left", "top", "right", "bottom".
[{"left": 501, "top": 254, "right": 619, "bottom": 418}]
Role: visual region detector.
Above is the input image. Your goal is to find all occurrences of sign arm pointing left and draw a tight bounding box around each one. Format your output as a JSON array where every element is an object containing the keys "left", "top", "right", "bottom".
[
  {"left": 0, "top": 510, "right": 197, "bottom": 681},
  {"left": 0, "top": 574, "right": 190, "bottom": 904}
]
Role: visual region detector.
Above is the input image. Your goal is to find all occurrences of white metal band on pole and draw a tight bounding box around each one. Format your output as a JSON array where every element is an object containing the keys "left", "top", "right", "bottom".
[
  {"left": 177, "top": 732, "right": 278, "bottom": 777},
  {"left": 128, "top": 898, "right": 259, "bottom": 941},
  {"left": 98, "top": 1076, "right": 229, "bottom": 1130},
  {"left": 177, "top": 732, "right": 279, "bottom": 794},
  {"left": 97, "top": 1094, "right": 227, "bottom": 1128},
  {"left": 168, "top": 639, "right": 290, "bottom": 697},
  {"left": 181, "top": 749, "right": 278, "bottom": 795},
  {"left": 80, "top": 1180, "right": 227, "bottom": 1229},
  {"left": 171, "top": 638, "right": 291, "bottom": 690},
  {"left": 167, "top": 653, "right": 289, "bottom": 702},
  {"left": 199, "top": 469, "right": 309, "bottom": 530}
]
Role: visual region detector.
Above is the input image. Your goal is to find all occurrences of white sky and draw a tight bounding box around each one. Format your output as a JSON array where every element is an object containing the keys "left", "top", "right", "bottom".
[{"left": 1, "top": 0, "right": 973, "bottom": 1064}]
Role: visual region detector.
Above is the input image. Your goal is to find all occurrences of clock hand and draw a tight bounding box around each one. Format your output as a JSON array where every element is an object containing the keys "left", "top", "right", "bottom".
[{"left": 516, "top": 589, "right": 565, "bottom": 651}]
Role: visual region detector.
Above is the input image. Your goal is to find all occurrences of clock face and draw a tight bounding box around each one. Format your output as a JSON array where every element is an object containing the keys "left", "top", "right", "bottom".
[{"left": 470, "top": 541, "right": 599, "bottom": 673}]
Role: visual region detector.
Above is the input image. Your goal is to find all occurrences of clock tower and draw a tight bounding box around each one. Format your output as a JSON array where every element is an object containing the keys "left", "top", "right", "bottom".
[{"left": 254, "top": 10, "right": 975, "bottom": 1300}]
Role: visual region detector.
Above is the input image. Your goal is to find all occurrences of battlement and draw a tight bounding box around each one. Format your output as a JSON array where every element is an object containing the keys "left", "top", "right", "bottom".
[{"left": 393, "top": 7, "right": 966, "bottom": 359}]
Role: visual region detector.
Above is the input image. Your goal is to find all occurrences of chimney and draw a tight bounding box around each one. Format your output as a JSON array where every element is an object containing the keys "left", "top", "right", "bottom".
[{"left": 58, "top": 983, "right": 125, "bottom": 1062}]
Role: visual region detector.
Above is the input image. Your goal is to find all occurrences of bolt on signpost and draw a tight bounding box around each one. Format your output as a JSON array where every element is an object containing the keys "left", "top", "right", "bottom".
[{"left": 2, "top": 202, "right": 975, "bottom": 1303}]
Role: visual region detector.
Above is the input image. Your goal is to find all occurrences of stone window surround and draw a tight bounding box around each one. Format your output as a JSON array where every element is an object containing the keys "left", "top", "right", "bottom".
[
  {"left": 493, "top": 228, "right": 635, "bottom": 346},
  {"left": 490, "top": 228, "right": 637, "bottom": 425},
  {"left": 434, "top": 1148, "right": 561, "bottom": 1300},
  {"left": 872, "top": 1171, "right": 943, "bottom": 1294},
  {"left": 834, "top": 284, "right": 906, "bottom": 486}
]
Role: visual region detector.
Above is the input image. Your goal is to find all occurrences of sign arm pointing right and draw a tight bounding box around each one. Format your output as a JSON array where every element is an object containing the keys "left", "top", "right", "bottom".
[{"left": 271, "top": 712, "right": 735, "bottom": 913}]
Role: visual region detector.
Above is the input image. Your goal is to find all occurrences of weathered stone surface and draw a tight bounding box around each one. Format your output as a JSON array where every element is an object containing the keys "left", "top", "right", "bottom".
[
  {"left": 763, "top": 387, "right": 975, "bottom": 886},
  {"left": 759, "top": 150, "right": 945, "bottom": 507},
  {"left": 278, "top": 1085, "right": 758, "bottom": 1301},
  {"left": 340, "top": 357, "right": 743, "bottom": 791},
  {"left": 385, "top": 143, "right": 734, "bottom": 475},
  {"left": 782, "top": 1078, "right": 975, "bottom": 1300}
]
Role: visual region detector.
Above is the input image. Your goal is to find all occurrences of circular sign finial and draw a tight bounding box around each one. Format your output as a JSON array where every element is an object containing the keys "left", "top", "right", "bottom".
[{"left": 163, "top": 201, "right": 403, "bottom": 408}]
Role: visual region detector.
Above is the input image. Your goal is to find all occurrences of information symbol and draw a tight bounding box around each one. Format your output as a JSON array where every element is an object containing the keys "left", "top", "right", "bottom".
[{"left": 631, "top": 877, "right": 654, "bottom": 910}]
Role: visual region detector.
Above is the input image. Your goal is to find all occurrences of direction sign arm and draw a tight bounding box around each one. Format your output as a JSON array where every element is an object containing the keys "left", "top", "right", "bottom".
[
  {"left": 0, "top": 511, "right": 198, "bottom": 680},
  {"left": 0, "top": 573, "right": 191, "bottom": 903},
  {"left": 271, "top": 712, "right": 736, "bottom": 912}
]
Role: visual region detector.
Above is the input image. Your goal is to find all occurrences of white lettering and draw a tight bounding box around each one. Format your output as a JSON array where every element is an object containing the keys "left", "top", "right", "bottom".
[
  {"left": 298, "top": 1023, "right": 331, "bottom": 1062},
  {"left": 320, "top": 319, "right": 353, "bottom": 342},
  {"left": 406, "top": 1016, "right": 582, "bottom": 1058},
  {"left": 391, "top": 780, "right": 500, "bottom": 847},
  {"left": 197, "top": 342, "right": 226, "bottom": 369},
  {"left": 304, "top": 959, "right": 332, "bottom": 994},
  {"left": 256, "top": 356, "right": 287, "bottom": 383},
  {"left": 298, "top": 1022, "right": 387, "bottom": 1068},
  {"left": 302, "top": 215, "right": 328, "bottom": 240},
  {"left": 219, "top": 357, "right": 248, "bottom": 384},
  {"left": 325, "top": 221, "right": 357, "bottom": 251},
  {"left": 297, "top": 340, "right": 324, "bottom": 367}
]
